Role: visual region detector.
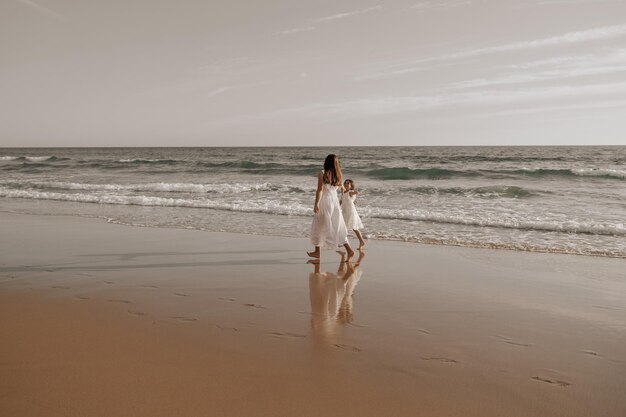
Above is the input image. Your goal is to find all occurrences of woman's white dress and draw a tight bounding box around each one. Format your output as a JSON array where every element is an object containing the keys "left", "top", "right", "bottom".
[
  {"left": 341, "top": 192, "right": 364, "bottom": 230},
  {"left": 310, "top": 183, "right": 349, "bottom": 248}
]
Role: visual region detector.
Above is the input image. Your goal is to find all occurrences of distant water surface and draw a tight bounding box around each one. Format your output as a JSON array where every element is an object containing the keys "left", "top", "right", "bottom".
[{"left": 1, "top": 146, "right": 624, "bottom": 257}]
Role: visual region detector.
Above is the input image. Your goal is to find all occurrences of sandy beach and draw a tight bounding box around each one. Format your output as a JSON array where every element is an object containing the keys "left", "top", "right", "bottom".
[{"left": 1, "top": 211, "right": 625, "bottom": 417}]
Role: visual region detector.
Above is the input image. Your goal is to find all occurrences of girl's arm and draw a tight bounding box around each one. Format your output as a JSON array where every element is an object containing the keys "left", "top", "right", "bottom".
[
  {"left": 313, "top": 171, "right": 323, "bottom": 213},
  {"left": 349, "top": 191, "right": 358, "bottom": 197}
]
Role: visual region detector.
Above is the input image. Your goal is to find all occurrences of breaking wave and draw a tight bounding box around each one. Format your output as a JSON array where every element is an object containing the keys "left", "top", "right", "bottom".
[{"left": 1, "top": 186, "right": 623, "bottom": 237}]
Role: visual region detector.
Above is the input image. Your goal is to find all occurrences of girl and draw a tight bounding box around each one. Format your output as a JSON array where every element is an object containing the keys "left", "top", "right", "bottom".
[
  {"left": 341, "top": 179, "right": 366, "bottom": 249},
  {"left": 307, "top": 154, "right": 355, "bottom": 262}
]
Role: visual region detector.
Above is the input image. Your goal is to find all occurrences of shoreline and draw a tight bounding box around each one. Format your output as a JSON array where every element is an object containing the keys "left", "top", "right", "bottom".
[
  {"left": 1, "top": 212, "right": 625, "bottom": 416},
  {"left": 1, "top": 206, "right": 623, "bottom": 259}
]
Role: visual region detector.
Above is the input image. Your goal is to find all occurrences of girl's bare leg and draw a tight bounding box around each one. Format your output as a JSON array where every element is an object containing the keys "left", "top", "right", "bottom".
[
  {"left": 354, "top": 230, "right": 366, "bottom": 249},
  {"left": 307, "top": 246, "right": 320, "bottom": 258}
]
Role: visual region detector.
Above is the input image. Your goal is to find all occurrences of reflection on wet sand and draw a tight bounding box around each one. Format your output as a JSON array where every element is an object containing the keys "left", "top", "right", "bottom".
[{"left": 308, "top": 251, "right": 364, "bottom": 344}]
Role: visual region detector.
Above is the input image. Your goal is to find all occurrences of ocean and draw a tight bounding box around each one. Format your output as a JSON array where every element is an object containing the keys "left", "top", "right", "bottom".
[{"left": 1, "top": 146, "right": 624, "bottom": 258}]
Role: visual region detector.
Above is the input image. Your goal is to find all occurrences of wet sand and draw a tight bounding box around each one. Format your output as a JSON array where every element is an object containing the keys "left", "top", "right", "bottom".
[{"left": 1, "top": 212, "right": 625, "bottom": 417}]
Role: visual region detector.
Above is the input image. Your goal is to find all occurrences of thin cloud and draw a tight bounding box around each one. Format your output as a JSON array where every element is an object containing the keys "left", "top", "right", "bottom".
[
  {"left": 411, "top": 1, "right": 472, "bottom": 11},
  {"left": 455, "top": 24, "right": 626, "bottom": 57},
  {"left": 15, "top": 0, "right": 65, "bottom": 20},
  {"left": 472, "top": 99, "right": 626, "bottom": 118},
  {"left": 504, "top": 55, "right": 591, "bottom": 69},
  {"left": 206, "top": 86, "right": 231, "bottom": 98},
  {"left": 355, "top": 24, "right": 626, "bottom": 81},
  {"left": 454, "top": 48, "right": 626, "bottom": 89},
  {"left": 275, "top": 6, "right": 381, "bottom": 37},
  {"left": 262, "top": 81, "right": 626, "bottom": 119},
  {"left": 529, "top": 0, "right": 624, "bottom": 6},
  {"left": 315, "top": 5, "right": 382, "bottom": 23},
  {"left": 453, "top": 66, "right": 626, "bottom": 89},
  {"left": 275, "top": 26, "right": 316, "bottom": 35}
]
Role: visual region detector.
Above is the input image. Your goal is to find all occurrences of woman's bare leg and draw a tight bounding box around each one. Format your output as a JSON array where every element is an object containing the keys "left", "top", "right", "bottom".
[
  {"left": 354, "top": 230, "right": 366, "bottom": 249},
  {"left": 343, "top": 243, "right": 355, "bottom": 262},
  {"left": 336, "top": 251, "right": 347, "bottom": 273},
  {"left": 307, "top": 246, "right": 320, "bottom": 258}
]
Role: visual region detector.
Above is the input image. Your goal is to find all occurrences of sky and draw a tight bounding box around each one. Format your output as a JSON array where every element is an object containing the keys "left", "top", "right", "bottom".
[{"left": 1, "top": 0, "right": 626, "bottom": 147}]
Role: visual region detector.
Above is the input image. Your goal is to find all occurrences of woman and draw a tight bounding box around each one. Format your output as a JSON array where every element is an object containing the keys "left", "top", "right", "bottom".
[{"left": 307, "top": 154, "right": 355, "bottom": 261}]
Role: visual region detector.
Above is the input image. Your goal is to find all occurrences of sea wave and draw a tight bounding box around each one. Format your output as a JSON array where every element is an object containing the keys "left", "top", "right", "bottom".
[
  {"left": 366, "top": 167, "right": 478, "bottom": 180},
  {"left": 0, "top": 188, "right": 311, "bottom": 216},
  {"left": 365, "top": 166, "right": 626, "bottom": 180},
  {"left": 1, "top": 180, "right": 537, "bottom": 199},
  {"left": 11, "top": 181, "right": 300, "bottom": 194},
  {"left": 571, "top": 168, "right": 626, "bottom": 179},
  {"left": 0, "top": 155, "right": 67, "bottom": 162},
  {"left": 2, "top": 154, "right": 624, "bottom": 181},
  {"left": 117, "top": 158, "right": 179, "bottom": 164},
  {"left": 1, "top": 162, "right": 69, "bottom": 172},
  {"left": 365, "top": 231, "right": 625, "bottom": 258},
  {"left": 194, "top": 160, "right": 323, "bottom": 174},
  {"left": 402, "top": 155, "right": 569, "bottom": 163},
  {"left": 360, "top": 206, "right": 625, "bottom": 237},
  {"left": 398, "top": 185, "right": 537, "bottom": 198},
  {"left": 513, "top": 168, "right": 626, "bottom": 180},
  {"left": 1, "top": 187, "right": 623, "bottom": 237}
]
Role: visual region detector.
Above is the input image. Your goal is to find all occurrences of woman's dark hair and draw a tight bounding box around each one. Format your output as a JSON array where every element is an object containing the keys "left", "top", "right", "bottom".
[{"left": 323, "top": 154, "right": 343, "bottom": 186}]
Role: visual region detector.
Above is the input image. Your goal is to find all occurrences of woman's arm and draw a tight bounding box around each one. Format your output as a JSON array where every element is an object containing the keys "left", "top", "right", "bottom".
[{"left": 313, "top": 171, "right": 323, "bottom": 213}]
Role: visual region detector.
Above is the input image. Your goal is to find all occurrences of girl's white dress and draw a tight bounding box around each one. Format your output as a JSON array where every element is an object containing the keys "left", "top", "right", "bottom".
[
  {"left": 341, "top": 192, "right": 364, "bottom": 230},
  {"left": 310, "top": 183, "right": 349, "bottom": 249}
]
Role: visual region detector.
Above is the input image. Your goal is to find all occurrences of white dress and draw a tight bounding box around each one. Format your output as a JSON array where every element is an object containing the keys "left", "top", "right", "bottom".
[
  {"left": 341, "top": 192, "right": 364, "bottom": 230},
  {"left": 310, "top": 183, "right": 349, "bottom": 249}
]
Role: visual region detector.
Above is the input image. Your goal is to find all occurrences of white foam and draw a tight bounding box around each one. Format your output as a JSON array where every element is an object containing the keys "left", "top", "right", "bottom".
[
  {"left": 0, "top": 156, "right": 52, "bottom": 161},
  {"left": 572, "top": 168, "right": 626, "bottom": 179},
  {"left": 1, "top": 186, "right": 623, "bottom": 237},
  {"left": 28, "top": 181, "right": 284, "bottom": 194},
  {"left": 360, "top": 206, "right": 626, "bottom": 237},
  {"left": 25, "top": 156, "right": 52, "bottom": 162},
  {"left": 0, "top": 187, "right": 311, "bottom": 216},
  {"left": 118, "top": 158, "right": 170, "bottom": 163}
]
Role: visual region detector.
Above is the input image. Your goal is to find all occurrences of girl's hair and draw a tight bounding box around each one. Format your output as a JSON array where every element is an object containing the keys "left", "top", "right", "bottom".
[
  {"left": 323, "top": 154, "right": 343, "bottom": 186},
  {"left": 344, "top": 179, "right": 355, "bottom": 191}
]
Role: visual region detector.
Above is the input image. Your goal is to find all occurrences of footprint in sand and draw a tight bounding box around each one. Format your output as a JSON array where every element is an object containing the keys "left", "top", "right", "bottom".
[
  {"left": 268, "top": 332, "right": 306, "bottom": 339},
  {"left": 531, "top": 376, "right": 571, "bottom": 387},
  {"left": 417, "top": 328, "right": 431, "bottom": 335},
  {"left": 173, "top": 292, "right": 190, "bottom": 297},
  {"left": 582, "top": 350, "right": 600, "bottom": 357},
  {"left": 128, "top": 310, "right": 146, "bottom": 316},
  {"left": 219, "top": 297, "right": 236, "bottom": 302},
  {"left": 170, "top": 316, "right": 198, "bottom": 322},
  {"left": 495, "top": 335, "right": 531, "bottom": 347},
  {"left": 51, "top": 285, "right": 70, "bottom": 289},
  {"left": 421, "top": 357, "right": 458, "bottom": 363},
  {"left": 108, "top": 299, "right": 131, "bottom": 304},
  {"left": 103, "top": 280, "right": 115, "bottom": 284},
  {"left": 75, "top": 295, "right": 90, "bottom": 300},
  {"left": 243, "top": 303, "right": 266, "bottom": 309},
  {"left": 334, "top": 343, "right": 362, "bottom": 352},
  {"left": 140, "top": 285, "right": 159, "bottom": 289},
  {"left": 215, "top": 324, "right": 238, "bottom": 332}
]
